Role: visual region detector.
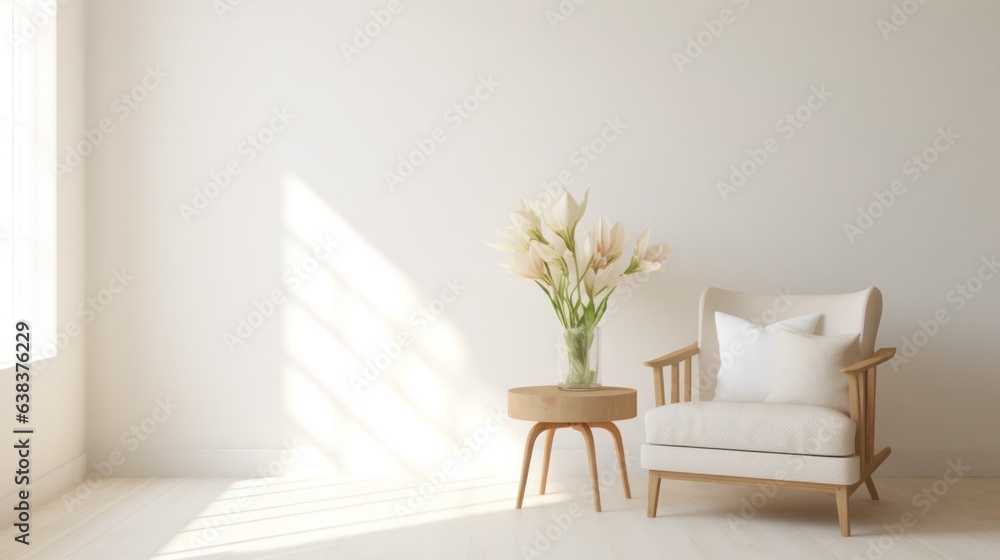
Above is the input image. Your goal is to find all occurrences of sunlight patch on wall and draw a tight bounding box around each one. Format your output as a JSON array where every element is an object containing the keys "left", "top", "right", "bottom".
[{"left": 279, "top": 173, "right": 513, "bottom": 478}]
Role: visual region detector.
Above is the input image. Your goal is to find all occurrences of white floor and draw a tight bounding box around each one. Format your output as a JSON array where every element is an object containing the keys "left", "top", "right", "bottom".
[{"left": 1, "top": 475, "right": 998, "bottom": 560}]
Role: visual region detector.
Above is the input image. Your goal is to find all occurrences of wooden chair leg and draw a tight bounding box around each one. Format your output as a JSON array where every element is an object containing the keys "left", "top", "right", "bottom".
[
  {"left": 573, "top": 424, "right": 602, "bottom": 512},
  {"left": 539, "top": 428, "right": 556, "bottom": 495},
  {"left": 516, "top": 423, "right": 549, "bottom": 509},
  {"left": 835, "top": 486, "right": 851, "bottom": 537},
  {"left": 592, "top": 422, "right": 631, "bottom": 499},
  {"left": 647, "top": 471, "right": 661, "bottom": 517},
  {"left": 864, "top": 476, "right": 880, "bottom": 500}
]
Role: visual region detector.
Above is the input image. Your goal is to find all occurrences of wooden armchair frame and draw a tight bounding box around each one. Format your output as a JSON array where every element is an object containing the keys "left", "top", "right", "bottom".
[{"left": 644, "top": 343, "right": 896, "bottom": 536}]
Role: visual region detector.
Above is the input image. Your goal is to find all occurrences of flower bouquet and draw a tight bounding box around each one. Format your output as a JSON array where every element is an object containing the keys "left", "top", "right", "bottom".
[{"left": 490, "top": 189, "right": 670, "bottom": 389}]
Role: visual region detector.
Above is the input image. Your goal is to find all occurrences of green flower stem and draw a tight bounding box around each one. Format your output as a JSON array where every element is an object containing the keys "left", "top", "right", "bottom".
[{"left": 563, "top": 326, "right": 596, "bottom": 387}]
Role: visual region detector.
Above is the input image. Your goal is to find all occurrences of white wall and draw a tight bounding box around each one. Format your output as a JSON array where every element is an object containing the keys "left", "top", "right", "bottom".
[
  {"left": 83, "top": 0, "right": 1000, "bottom": 480},
  {"left": 0, "top": 0, "right": 88, "bottom": 525}
]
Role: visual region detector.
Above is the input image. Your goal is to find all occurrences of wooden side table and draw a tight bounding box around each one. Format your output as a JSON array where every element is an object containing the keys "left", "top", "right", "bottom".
[{"left": 508, "top": 385, "right": 637, "bottom": 512}]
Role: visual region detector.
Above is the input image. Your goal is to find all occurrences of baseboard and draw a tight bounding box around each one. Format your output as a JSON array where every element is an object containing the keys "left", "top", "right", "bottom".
[
  {"left": 539, "top": 447, "right": 644, "bottom": 479},
  {"left": 83, "top": 447, "right": 1000, "bottom": 479},
  {"left": 0, "top": 452, "right": 87, "bottom": 525},
  {"left": 85, "top": 447, "right": 309, "bottom": 478},
  {"left": 84, "top": 447, "right": 640, "bottom": 479},
  {"left": 877, "top": 448, "right": 997, "bottom": 477}
]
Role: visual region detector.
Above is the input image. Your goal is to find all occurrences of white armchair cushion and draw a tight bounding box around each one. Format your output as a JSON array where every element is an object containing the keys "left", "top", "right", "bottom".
[
  {"left": 644, "top": 401, "right": 857, "bottom": 456},
  {"left": 766, "top": 330, "right": 861, "bottom": 414},
  {"left": 641, "top": 444, "right": 861, "bottom": 485},
  {"left": 713, "top": 312, "right": 821, "bottom": 402}
]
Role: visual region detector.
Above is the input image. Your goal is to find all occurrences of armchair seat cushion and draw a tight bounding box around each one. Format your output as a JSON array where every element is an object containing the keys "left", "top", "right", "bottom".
[
  {"left": 644, "top": 401, "right": 857, "bottom": 457},
  {"left": 641, "top": 444, "right": 861, "bottom": 485}
]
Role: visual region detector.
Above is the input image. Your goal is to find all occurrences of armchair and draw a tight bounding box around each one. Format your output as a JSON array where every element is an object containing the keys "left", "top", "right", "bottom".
[{"left": 642, "top": 287, "right": 895, "bottom": 536}]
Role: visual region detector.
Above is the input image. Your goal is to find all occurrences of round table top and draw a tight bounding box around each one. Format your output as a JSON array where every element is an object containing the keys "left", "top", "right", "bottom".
[{"left": 507, "top": 386, "right": 637, "bottom": 423}]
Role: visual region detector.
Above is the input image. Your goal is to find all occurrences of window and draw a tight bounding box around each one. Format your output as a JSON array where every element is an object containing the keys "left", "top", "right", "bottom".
[{"left": 1, "top": 0, "right": 56, "bottom": 369}]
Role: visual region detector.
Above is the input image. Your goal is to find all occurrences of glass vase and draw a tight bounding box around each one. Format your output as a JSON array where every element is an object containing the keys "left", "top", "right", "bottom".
[{"left": 557, "top": 325, "right": 601, "bottom": 390}]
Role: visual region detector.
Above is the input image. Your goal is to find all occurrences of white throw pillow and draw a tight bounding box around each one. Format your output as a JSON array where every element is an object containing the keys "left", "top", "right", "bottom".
[
  {"left": 713, "top": 312, "right": 821, "bottom": 402},
  {"left": 766, "top": 330, "right": 861, "bottom": 415}
]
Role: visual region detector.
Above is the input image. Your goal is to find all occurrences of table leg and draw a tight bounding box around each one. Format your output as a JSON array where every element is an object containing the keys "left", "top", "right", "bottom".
[
  {"left": 516, "top": 422, "right": 549, "bottom": 509},
  {"left": 539, "top": 428, "right": 556, "bottom": 495},
  {"left": 573, "top": 423, "right": 602, "bottom": 512},
  {"left": 592, "top": 422, "right": 631, "bottom": 499}
]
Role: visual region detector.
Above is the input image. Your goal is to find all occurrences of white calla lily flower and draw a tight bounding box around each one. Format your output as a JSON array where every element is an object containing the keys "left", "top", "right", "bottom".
[
  {"left": 584, "top": 259, "right": 626, "bottom": 298},
  {"left": 626, "top": 226, "right": 654, "bottom": 274},
  {"left": 487, "top": 226, "right": 531, "bottom": 253},
  {"left": 594, "top": 216, "right": 628, "bottom": 266},
  {"left": 534, "top": 236, "right": 567, "bottom": 264},
  {"left": 572, "top": 233, "right": 594, "bottom": 280},
  {"left": 489, "top": 191, "right": 669, "bottom": 331},
  {"left": 501, "top": 242, "right": 548, "bottom": 282},
  {"left": 541, "top": 189, "right": 589, "bottom": 245},
  {"left": 510, "top": 199, "right": 543, "bottom": 241},
  {"left": 643, "top": 242, "right": 671, "bottom": 264},
  {"left": 633, "top": 226, "right": 650, "bottom": 259}
]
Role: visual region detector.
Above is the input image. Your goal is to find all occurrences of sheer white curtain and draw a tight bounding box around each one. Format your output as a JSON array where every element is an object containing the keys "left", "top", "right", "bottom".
[{"left": 1, "top": 0, "right": 56, "bottom": 368}]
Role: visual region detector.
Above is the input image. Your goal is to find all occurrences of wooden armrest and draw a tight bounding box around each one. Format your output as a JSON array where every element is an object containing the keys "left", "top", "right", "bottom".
[
  {"left": 842, "top": 347, "right": 895, "bottom": 470},
  {"left": 842, "top": 348, "right": 896, "bottom": 374},
  {"left": 645, "top": 343, "right": 698, "bottom": 406},
  {"left": 644, "top": 342, "right": 699, "bottom": 368}
]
